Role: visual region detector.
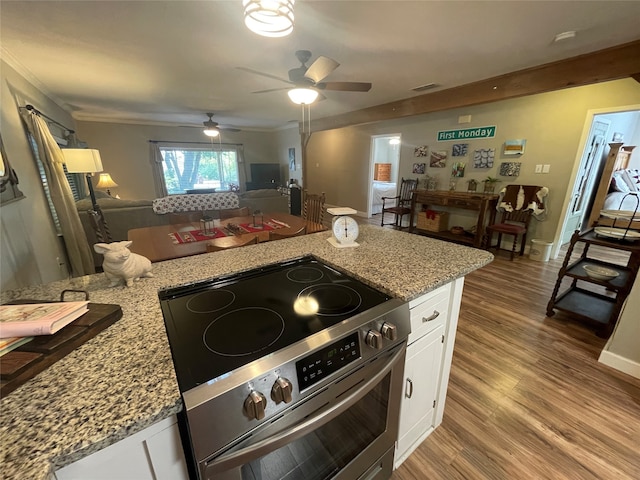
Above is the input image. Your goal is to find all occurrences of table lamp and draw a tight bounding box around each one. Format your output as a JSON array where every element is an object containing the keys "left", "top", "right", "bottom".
[
  {"left": 63, "top": 149, "right": 103, "bottom": 210},
  {"left": 96, "top": 173, "right": 119, "bottom": 196}
]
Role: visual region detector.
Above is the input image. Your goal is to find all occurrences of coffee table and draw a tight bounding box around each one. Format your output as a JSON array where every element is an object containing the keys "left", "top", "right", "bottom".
[{"left": 127, "top": 212, "right": 308, "bottom": 262}]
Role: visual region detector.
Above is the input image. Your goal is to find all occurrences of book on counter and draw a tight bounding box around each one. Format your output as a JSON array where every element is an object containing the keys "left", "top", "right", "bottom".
[
  {"left": 0, "top": 335, "right": 34, "bottom": 356},
  {"left": 0, "top": 301, "right": 89, "bottom": 338}
]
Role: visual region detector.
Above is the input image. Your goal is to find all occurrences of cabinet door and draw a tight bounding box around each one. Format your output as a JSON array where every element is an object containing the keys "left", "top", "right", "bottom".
[
  {"left": 395, "top": 325, "right": 445, "bottom": 467},
  {"left": 55, "top": 416, "right": 188, "bottom": 480}
]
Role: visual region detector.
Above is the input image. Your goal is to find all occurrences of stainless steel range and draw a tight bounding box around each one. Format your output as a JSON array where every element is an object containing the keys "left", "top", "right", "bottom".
[{"left": 159, "top": 255, "right": 410, "bottom": 480}]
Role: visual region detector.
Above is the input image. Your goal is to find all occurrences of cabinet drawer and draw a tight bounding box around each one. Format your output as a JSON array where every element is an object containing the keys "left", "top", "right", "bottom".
[
  {"left": 408, "top": 283, "right": 450, "bottom": 343},
  {"left": 416, "top": 195, "right": 446, "bottom": 206},
  {"left": 447, "top": 198, "right": 480, "bottom": 209}
]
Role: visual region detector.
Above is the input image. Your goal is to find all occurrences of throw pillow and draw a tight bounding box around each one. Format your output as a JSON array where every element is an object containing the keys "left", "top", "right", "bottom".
[
  {"left": 621, "top": 168, "right": 640, "bottom": 192},
  {"left": 611, "top": 171, "right": 631, "bottom": 193}
]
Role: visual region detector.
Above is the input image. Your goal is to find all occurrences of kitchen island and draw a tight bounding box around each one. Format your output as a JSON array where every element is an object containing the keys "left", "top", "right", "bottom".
[{"left": 0, "top": 225, "right": 492, "bottom": 480}]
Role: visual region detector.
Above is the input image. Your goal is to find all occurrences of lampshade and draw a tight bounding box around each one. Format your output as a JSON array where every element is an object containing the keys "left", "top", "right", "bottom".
[
  {"left": 63, "top": 149, "right": 103, "bottom": 173},
  {"left": 203, "top": 126, "right": 220, "bottom": 137},
  {"left": 95, "top": 173, "right": 118, "bottom": 189},
  {"left": 243, "top": 0, "right": 294, "bottom": 38},
  {"left": 288, "top": 88, "right": 319, "bottom": 105}
]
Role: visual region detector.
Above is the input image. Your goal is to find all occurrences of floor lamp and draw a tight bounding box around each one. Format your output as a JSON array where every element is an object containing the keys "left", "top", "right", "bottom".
[{"left": 63, "top": 149, "right": 112, "bottom": 242}]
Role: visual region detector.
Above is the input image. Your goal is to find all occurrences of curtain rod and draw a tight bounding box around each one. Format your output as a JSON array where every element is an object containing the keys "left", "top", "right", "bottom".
[
  {"left": 19, "top": 104, "right": 74, "bottom": 134},
  {"left": 149, "top": 140, "right": 242, "bottom": 147}
]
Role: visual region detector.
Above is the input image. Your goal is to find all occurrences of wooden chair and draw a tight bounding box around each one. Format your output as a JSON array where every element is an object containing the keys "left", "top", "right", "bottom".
[
  {"left": 269, "top": 225, "right": 307, "bottom": 241},
  {"left": 206, "top": 235, "right": 258, "bottom": 252},
  {"left": 219, "top": 206, "right": 250, "bottom": 220},
  {"left": 485, "top": 208, "right": 534, "bottom": 260},
  {"left": 381, "top": 178, "right": 418, "bottom": 229},
  {"left": 303, "top": 192, "right": 326, "bottom": 233}
]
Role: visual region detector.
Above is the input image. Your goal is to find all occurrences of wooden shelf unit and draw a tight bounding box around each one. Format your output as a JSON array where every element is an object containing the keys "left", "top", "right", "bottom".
[
  {"left": 408, "top": 190, "right": 499, "bottom": 248},
  {"left": 546, "top": 228, "right": 640, "bottom": 337}
]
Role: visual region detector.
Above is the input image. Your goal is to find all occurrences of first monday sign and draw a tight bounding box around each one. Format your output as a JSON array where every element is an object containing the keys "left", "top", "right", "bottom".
[{"left": 437, "top": 126, "right": 496, "bottom": 141}]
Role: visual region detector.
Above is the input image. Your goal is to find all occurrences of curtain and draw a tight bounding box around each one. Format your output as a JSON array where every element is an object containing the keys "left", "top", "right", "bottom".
[
  {"left": 20, "top": 110, "right": 95, "bottom": 276},
  {"left": 150, "top": 142, "right": 168, "bottom": 197}
]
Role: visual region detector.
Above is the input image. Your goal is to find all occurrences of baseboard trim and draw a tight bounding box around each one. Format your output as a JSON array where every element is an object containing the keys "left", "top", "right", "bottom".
[{"left": 598, "top": 350, "right": 640, "bottom": 379}]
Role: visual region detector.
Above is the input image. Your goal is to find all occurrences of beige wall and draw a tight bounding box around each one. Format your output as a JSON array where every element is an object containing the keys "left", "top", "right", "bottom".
[
  {"left": 305, "top": 79, "right": 640, "bottom": 246},
  {"left": 0, "top": 60, "right": 75, "bottom": 289},
  {"left": 273, "top": 126, "right": 303, "bottom": 185},
  {"left": 76, "top": 122, "right": 282, "bottom": 200}
]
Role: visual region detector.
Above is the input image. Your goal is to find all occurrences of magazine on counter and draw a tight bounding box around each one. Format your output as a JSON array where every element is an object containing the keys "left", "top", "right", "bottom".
[{"left": 0, "top": 301, "right": 89, "bottom": 338}]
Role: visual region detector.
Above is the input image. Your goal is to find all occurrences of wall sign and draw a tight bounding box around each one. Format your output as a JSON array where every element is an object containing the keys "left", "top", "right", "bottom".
[{"left": 437, "top": 126, "right": 496, "bottom": 141}]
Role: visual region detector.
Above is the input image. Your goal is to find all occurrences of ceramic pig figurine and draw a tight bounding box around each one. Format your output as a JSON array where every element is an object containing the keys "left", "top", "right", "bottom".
[{"left": 94, "top": 241, "right": 154, "bottom": 287}]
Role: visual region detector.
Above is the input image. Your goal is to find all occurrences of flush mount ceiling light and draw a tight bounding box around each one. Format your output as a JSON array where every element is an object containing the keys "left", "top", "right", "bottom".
[
  {"left": 288, "top": 87, "right": 319, "bottom": 105},
  {"left": 243, "top": 0, "right": 295, "bottom": 38}
]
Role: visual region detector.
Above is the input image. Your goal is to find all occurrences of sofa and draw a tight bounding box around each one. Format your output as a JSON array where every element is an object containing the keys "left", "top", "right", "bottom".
[{"left": 236, "top": 189, "right": 289, "bottom": 213}]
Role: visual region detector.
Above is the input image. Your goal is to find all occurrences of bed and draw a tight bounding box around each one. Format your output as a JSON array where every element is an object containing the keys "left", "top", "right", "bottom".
[
  {"left": 371, "top": 181, "right": 397, "bottom": 214},
  {"left": 588, "top": 143, "right": 638, "bottom": 228}
]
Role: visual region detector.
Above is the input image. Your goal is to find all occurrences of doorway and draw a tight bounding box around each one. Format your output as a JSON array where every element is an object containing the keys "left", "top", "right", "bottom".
[
  {"left": 368, "top": 134, "right": 401, "bottom": 218},
  {"left": 554, "top": 106, "right": 640, "bottom": 258}
]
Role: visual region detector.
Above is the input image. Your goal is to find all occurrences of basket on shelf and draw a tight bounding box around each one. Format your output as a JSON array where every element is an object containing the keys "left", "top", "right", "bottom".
[{"left": 417, "top": 209, "right": 449, "bottom": 232}]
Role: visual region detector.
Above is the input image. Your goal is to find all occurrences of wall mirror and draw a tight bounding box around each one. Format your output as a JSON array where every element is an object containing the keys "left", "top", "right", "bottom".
[{"left": 0, "top": 133, "right": 25, "bottom": 205}]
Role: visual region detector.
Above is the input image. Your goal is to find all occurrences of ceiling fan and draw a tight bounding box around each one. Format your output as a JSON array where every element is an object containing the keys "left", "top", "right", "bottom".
[
  {"left": 200, "top": 113, "right": 241, "bottom": 136},
  {"left": 239, "top": 50, "right": 372, "bottom": 99}
]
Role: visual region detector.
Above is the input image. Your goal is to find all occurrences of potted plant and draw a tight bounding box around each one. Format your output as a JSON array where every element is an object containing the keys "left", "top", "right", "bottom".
[{"left": 483, "top": 176, "right": 500, "bottom": 193}]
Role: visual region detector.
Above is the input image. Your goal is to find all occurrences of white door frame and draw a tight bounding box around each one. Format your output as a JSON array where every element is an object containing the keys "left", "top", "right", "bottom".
[
  {"left": 368, "top": 133, "right": 402, "bottom": 218},
  {"left": 551, "top": 104, "right": 640, "bottom": 259}
]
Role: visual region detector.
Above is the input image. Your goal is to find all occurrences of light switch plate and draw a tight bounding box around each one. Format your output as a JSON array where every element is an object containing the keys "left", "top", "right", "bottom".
[
  {"left": 535, "top": 164, "right": 542, "bottom": 173},
  {"left": 542, "top": 164, "right": 551, "bottom": 173}
]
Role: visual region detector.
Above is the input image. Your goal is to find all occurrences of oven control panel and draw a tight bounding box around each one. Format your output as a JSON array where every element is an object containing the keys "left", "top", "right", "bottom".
[{"left": 295, "top": 332, "right": 360, "bottom": 391}]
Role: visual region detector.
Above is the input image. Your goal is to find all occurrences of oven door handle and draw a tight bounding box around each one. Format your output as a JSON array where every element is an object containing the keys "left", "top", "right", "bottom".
[{"left": 205, "top": 344, "right": 406, "bottom": 474}]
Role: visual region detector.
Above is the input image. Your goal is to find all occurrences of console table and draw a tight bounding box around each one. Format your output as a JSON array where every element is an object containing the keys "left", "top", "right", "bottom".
[{"left": 409, "top": 190, "right": 499, "bottom": 247}]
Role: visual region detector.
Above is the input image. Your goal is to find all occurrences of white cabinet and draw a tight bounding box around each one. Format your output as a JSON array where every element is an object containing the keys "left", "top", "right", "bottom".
[
  {"left": 54, "top": 415, "right": 188, "bottom": 480},
  {"left": 395, "top": 277, "right": 465, "bottom": 468}
]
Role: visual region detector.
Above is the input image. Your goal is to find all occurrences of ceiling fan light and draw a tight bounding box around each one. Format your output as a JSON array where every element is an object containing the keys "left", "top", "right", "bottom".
[
  {"left": 288, "top": 88, "right": 319, "bottom": 105},
  {"left": 243, "top": 0, "right": 295, "bottom": 38},
  {"left": 203, "top": 127, "right": 220, "bottom": 137}
]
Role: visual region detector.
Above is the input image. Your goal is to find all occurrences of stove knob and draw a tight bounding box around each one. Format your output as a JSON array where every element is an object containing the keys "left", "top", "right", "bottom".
[
  {"left": 271, "top": 377, "right": 293, "bottom": 404},
  {"left": 243, "top": 390, "right": 267, "bottom": 421},
  {"left": 365, "top": 330, "right": 383, "bottom": 349},
  {"left": 380, "top": 322, "right": 397, "bottom": 341}
]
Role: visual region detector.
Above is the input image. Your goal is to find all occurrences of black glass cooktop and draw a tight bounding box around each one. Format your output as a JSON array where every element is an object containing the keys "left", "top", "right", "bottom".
[{"left": 158, "top": 256, "right": 391, "bottom": 392}]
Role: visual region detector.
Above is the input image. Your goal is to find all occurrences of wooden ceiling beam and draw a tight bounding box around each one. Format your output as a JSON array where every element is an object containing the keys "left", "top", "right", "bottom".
[{"left": 309, "top": 40, "right": 640, "bottom": 133}]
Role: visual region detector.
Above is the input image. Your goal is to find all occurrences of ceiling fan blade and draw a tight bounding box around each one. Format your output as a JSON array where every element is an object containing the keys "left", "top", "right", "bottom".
[
  {"left": 252, "top": 87, "right": 290, "bottom": 94},
  {"left": 220, "top": 127, "right": 241, "bottom": 133},
  {"left": 237, "top": 67, "right": 293, "bottom": 85},
  {"left": 304, "top": 56, "right": 339, "bottom": 83},
  {"left": 317, "top": 81, "right": 372, "bottom": 92}
]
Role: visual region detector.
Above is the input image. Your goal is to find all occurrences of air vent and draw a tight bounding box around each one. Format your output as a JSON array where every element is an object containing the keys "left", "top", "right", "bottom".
[{"left": 411, "top": 83, "right": 438, "bottom": 92}]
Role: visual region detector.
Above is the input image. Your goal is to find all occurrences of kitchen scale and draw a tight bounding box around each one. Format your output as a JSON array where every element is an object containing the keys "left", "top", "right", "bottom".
[{"left": 327, "top": 207, "right": 359, "bottom": 248}]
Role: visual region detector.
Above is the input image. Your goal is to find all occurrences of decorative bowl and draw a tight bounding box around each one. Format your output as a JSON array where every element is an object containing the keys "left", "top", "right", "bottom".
[{"left": 583, "top": 264, "right": 619, "bottom": 281}]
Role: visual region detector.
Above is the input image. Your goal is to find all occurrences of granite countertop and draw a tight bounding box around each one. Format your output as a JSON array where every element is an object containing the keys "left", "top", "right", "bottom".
[{"left": 0, "top": 225, "right": 492, "bottom": 480}]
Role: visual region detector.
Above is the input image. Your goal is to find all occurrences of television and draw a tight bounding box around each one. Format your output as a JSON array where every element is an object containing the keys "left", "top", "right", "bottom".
[{"left": 249, "top": 163, "right": 281, "bottom": 187}]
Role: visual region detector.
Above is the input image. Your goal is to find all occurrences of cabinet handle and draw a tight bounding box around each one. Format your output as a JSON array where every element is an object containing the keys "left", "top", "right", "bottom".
[
  {"left": 405, "top": 378, "right": 413, "bottom": 398},
  {"left": 422, "top": 310, "right": 440, "bottom": 323}
]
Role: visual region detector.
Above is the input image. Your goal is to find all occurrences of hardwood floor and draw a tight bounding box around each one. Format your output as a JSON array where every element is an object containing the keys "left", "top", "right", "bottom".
[{"left": 379, "top": 221, "right": 640, "bottom": 479}]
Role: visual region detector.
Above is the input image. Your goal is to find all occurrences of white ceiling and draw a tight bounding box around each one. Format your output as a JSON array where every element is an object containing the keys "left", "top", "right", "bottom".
[{"left": 2, "top": 1, "right": 640, "bottom": 131}]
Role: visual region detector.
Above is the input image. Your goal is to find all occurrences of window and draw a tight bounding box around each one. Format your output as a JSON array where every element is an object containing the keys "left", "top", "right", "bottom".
[{"left": 157, "top": 144, "right": 241, "bottom": 194}]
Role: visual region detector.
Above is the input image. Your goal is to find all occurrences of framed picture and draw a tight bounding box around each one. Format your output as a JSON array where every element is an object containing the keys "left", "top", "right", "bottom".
[
  {"left": 500, "top": 161, "right": 522, "bottom": 176},
  {"left": 412, "top": 162, "right": 426, "bottom": 174},
  {"left": 452, "top": 143, "right": 468, "bottom": 157},
  {"left": 473, "top": 148, "right": 495, "bottom": 168},
  {"left": 430, "top": 150, "right": 447, "bottom": 168},
  {"left": 0, "top": 133, "right": 25, "bottom": 205},
  {"left": 414, "top": 145, "right": 428, "bottom": 157},
  {"left": 288, "top": 147, "right": 295, "bottom": 171},
  {"left": 503, "top": 139, "right": 526, "bottom": 155}
]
